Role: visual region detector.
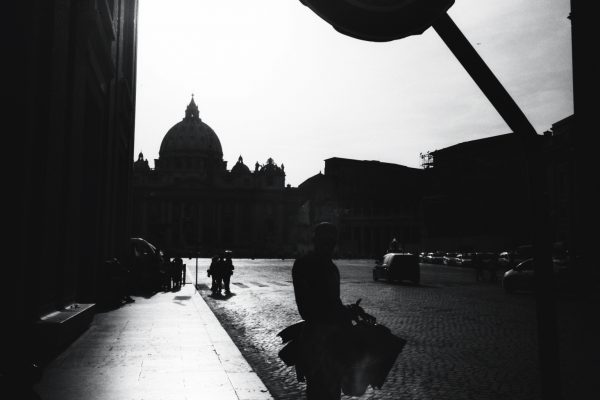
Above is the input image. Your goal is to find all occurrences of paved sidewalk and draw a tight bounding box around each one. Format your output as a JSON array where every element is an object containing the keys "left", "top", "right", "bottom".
[{"left": 34, "top": 273, "right": 273, "bottom": 400}]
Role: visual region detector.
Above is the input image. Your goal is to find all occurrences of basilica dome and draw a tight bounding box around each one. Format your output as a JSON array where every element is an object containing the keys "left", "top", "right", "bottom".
[
  {"left": 159, "top": 97, "right": 222, "bottom": 157},
  {"left": 231, "top": 156, "right": 251, "bottom": 175}
]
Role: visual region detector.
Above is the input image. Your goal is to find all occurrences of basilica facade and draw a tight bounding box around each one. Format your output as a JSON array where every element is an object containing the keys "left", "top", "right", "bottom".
[{"left": 132, "top": 97, "right": 300, "bottom": 257}]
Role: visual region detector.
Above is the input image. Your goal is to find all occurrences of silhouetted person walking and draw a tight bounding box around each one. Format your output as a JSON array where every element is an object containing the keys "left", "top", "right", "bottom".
[
  {"left": 222, "top": 252, "right": 234, "bottom": 295},
  {"left": 292, "top": 222, "right": 353, "bottom": 400},
  {"left": 172, "top": 255, "right": 184, "bottom": 289},
  {"left": 208, "top": 254, "right": 223, "bottom": 296}
]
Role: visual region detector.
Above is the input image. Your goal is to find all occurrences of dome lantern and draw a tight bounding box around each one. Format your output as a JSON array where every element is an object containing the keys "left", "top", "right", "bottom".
[{"left": 185, "top": 94, "right": 200, "bottom": 120}]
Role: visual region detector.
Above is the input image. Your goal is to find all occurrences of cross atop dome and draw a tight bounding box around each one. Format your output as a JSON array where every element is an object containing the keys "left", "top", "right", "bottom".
[{"left": 185, "top": 95, "right": 199, "bottom": 120}]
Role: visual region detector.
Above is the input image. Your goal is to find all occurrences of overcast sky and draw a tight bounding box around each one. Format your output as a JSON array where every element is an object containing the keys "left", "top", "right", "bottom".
[{"left": 134, "top": 0, "right": 573, "bottom": 187}]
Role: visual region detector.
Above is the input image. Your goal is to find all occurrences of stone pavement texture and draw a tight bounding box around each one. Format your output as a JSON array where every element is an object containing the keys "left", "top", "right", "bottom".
[
  {"left": 34, "top": 274, "right": 273, "bottom": 400},
  {"left": 197, "top": 258, "right": 594, "bottom": 400}
]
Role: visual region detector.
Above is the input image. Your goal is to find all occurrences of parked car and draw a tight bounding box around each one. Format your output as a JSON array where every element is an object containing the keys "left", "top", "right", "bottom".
[
  {"left": 505, "top": 245, "right": 534, "bottom": 269},
  {"left": 497, "top": 251, "right": 514, "bottom": 269},
  {"left": 425, "top": 251, "right": 445, "bottom": 264},
  {"left": 373, "top": 253, "right": 420, "bottom": 284},
  {"left": 455, "top": 252, "right": 473, "bottom": 267},
  {"left": 443, "top": 252, "right": 459, "bottom": 266},
  {"left": 502, "top": 257, "right": 569, "bottom": 294},
  {"left": 503, "top": 258, "right": 534, "bottom": 293},
  {"left": 499, "top": 245, "right": 554, "bottom": 271}
]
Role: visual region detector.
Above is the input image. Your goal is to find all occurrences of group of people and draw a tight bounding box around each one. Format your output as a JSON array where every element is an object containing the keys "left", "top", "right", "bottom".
[
  {"left": 102, "top": 253, "right": 186, "bottom": 308},
  {"left": 207, "top": 251, "right": 235, "bottom": 296},
  {"left": 162, "top": 255, "right": 185, "bottom": 291}
]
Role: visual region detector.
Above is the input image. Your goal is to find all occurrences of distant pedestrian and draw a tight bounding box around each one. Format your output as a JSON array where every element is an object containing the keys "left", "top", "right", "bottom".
[
  {"left": 172, "top": 255, "right": 184, "bottom": 289},
  {"left": 222, "top": 252, "right": 234, "bottom": 295},
  {"left": 159, "top": 256, "right": 171, "bottom": 292},
  {"left": 156, "top": 249, "right": 171, "bottom": 292},
  {"left": 208, "top": 254, "right": 222, "bottom": 296},
  {"left": 388, "top": 237, "right": 400, "bottom": 253}
]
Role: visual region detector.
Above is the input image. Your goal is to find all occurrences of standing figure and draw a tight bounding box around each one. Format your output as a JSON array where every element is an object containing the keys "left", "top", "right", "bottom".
[
  {"left": 388, "top": 237, "right": 400, "bottom": 253},
  {"left": 222, "top": 251, "right": 234, "bottom": 295},
  {"left": 208, "top": 254, "right": 223, "bottom": 296},
  {"left": 292, "top": 222, "right": 353, "bottom": 400},
  {"left": 158, "top": 252, "right": 171, "bottom": 292},
  {"left": 172, "top": 255, "right": 184, "bottom": 289}
]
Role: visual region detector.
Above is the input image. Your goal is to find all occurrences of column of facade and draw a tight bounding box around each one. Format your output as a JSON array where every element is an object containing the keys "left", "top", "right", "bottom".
[
  {"left": 176, "top": 201, "right": 184, "bottom": 250},
  {"left": 197, "top": 200, "right": 203, "bottom": 246},
  {"left": 251, "top": 202, "right": 258, "bottom": 256},
  {"left": 141, "top": 200, "right": 148, "bottom": 238},
  {"left": 215, "top": 201, "right": 222, "bottom": 248},
  {"left": 277, "top": 203, "right": 285, "bottom": 248},
  {"left": 359, "top": 225, "right": 364, "bottom": 257},
  {"left": 233, "top": 202, "right": 241, "bottom": 246},
  {"left": 370, "top": 226, "right": 376, "bottom": 257},
  {"left": 167, "top": 200, "right": 173, "bottom": 249},
  {"left": 156, "top": 199, "right": 164, "bottom": 245}
]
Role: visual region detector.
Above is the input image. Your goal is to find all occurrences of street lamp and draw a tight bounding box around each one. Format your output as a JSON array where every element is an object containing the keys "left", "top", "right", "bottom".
[{"left": 298, "top": 1, "right": 560, "bottom": 399}]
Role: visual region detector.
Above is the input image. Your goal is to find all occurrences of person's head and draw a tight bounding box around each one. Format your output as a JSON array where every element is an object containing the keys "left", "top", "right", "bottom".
[{"left": 313, "top": 222, "right": 338, "bottom": 256}]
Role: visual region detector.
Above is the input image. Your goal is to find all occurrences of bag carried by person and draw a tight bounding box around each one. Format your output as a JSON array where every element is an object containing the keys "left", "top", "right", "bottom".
[
  {"left": 276, "top": 301, "right": 406, "bottom": 395},
  {"left": 341, "top": 319, "right": 406, "bottom": 396}
]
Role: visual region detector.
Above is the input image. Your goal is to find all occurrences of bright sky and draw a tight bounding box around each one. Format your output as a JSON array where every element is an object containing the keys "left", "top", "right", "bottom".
[{"left": 134, "top": 0, "right": 573, "bottom": 187}]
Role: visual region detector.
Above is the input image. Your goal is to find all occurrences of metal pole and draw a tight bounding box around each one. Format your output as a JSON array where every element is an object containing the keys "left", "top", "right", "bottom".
[
  {"left": 432, "top": 13, "right": 561, "bottom": 400},
  {"left": 195, "top": 252, "right": 198, "bottom": 287}
]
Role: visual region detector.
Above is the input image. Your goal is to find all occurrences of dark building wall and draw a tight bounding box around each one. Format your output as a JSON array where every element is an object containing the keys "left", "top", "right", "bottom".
[
  {"left": 299, "top": 157, "right": 425, "bottom": 258},
  {"left": 422, "top": 134, "right": 535, "bottom": 252},
  {"left": 421, "top": 122, "right": 577, "bottom": 255},
  {"left": 10, "top": 0, "right": 138, "bottom": 363}
]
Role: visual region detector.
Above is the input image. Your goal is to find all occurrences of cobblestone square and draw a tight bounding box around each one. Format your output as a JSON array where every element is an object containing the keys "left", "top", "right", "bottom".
[{"left": 192, "top": 259, "right": 588, "bottom": 400}]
